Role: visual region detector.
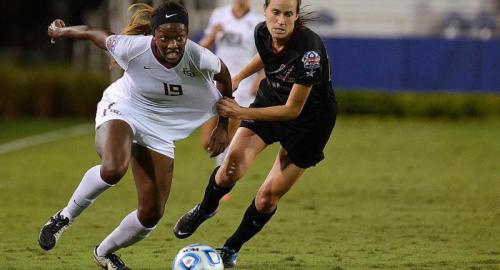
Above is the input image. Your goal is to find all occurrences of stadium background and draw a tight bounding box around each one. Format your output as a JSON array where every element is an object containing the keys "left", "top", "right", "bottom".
[{"left": 0, "top": 0, "right": 499, "bottom": 269}]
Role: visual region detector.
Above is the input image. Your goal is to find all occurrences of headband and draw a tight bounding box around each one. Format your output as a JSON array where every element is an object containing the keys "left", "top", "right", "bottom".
[{"left": 151, "top": 10, "right": 189, "bottom": 34}]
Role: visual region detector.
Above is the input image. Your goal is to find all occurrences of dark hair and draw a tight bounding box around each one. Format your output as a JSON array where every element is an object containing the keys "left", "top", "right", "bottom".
[
  {"left": 151, "top": 1, "right": 189, "bottom": 34},
  {"left": 120, "top": 0, "right": 187, "bottom": 36},
  {"left": 153, "top": 0, "right": 187, "bottom": 16},
  {"left": 264, "top": 0, "right": 314, "bottom": 26}
]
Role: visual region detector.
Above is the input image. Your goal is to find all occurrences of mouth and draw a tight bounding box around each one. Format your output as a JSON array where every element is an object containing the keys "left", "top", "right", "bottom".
[
  {"left": 165, "top": 50, "right": 180, "bottom": 60},
  {"left": 273, "top": 28, "right": 286, "bottom": 34}
]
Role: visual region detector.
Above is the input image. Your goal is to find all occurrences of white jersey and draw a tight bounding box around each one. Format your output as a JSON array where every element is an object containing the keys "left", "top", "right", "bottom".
[
  {"left": 205, "top": 5, "right": 263, "bottom": 102},
  {"left": 103, "top": 35, "right": 222, "bottom": 143}
]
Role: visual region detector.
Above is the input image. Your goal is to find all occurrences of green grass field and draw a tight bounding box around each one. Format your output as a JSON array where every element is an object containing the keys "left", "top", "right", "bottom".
[
  {"left": 0, "top": 117, "right": 499, "bottom": 270},
  {"left": 0, "top": 119, "right": 90, "bottom": 143}
]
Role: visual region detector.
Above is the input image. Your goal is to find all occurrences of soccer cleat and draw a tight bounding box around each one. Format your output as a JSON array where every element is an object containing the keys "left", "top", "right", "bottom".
[
  {"left": 216, "top": 246, "right": 238, "bottom": 268},
  {"left": 38, "top": 211, "right": 71, "bottom": 251},
  {"left": 93, "top": 246, "right": 131, "bottom": 270},
  {"left": 173, "top": 203, "right": 215, "bottom": 239}
]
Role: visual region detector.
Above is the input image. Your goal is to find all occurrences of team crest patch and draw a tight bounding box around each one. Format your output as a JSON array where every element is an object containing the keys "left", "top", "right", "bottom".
[
  {"left": 302, "top": 51, "right": 321, "bottom": 69},
  {"left": 106, "top": 36, "right": 119, "bottom": 53}
]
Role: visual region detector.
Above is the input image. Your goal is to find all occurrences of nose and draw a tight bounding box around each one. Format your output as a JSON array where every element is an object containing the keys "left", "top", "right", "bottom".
[
  {"left": 276, "top": 15, "right": 285, "bottom": 25},
  {"left": 167, "top": 39, "right": 177, "bottom": 49}
]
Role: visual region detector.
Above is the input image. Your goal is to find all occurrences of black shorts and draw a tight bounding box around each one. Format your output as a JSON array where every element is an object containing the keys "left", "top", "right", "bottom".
[{"left": 240, "top": 113, "right": 336, "bottom": 169}]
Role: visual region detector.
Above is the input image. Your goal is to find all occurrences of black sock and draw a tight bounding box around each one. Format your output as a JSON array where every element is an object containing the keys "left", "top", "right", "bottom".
[
  {"left": 224, "top": 199, "right": 276, "bottom": 252},
  {"left": 199, "top": 166, "right": 233, "bottom": 215}
]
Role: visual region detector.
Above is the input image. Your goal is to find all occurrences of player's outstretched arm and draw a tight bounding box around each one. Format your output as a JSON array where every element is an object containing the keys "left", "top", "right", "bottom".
[{"left": 48, "top": 19, "right": 113, "bottom": 50}]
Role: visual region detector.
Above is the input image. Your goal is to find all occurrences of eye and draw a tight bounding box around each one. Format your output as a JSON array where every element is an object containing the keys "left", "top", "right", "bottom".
[
  {"left": 176, "top": 36, "right": 185, "bottom": 42},
  {"left": 272, "top": 10, "right": 279, "bottom": 15},
  {"left": 285, "top": 12, "right": 294, "bottom": 17}
]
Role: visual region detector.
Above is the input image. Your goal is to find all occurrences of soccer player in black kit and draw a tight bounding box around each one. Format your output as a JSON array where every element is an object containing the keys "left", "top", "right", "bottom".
[{"left": 174, "top": 0, "right": 336, "bottom": 267}]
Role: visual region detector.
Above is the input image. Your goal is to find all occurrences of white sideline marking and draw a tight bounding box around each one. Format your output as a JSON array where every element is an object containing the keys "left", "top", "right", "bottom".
[{"left": 0, "top": 124, "right": 93, "bottom": 155}]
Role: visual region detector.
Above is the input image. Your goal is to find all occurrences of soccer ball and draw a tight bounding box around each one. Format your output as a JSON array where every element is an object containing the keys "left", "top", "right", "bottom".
[{"left": 172, "top": 244, "right": 224, "bottom": 270}]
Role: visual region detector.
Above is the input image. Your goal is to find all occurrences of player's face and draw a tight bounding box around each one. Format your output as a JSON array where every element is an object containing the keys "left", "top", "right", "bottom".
[
  {"left": 154, "top": 23, "right": 188, "bottom": 64},
  {"left": 264, "top": 0, "right": 298, "bottom": 40},
  {"left": 233, "top": 0, "right": 250, "bottom": 7}
]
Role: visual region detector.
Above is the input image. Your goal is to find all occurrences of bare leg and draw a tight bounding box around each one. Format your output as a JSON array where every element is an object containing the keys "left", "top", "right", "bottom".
[
  {"left": 97, "top": 144, "right": 173, "bottom": 255},
  {"left": 39, "top": 120, "right": 133, "bottom": 251},
  {"left": 61, "top": 119, "right": 134, "bottom": 219},
  {"left": 224, "top": 147, "right": 305, "bottom": 252},
  {"left": 200, "top": 127, "right": 267, "bottom": 214},
  {"left": 173, "top": 128, "right": 266, "bottom": 239}
]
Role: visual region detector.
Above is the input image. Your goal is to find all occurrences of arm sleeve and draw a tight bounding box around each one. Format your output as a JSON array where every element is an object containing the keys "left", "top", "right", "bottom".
[
  {"left": 254, "top": 22, "right": 266, "bottom": 57},
  {"left": 105, "top": 35, "right": 147, "bottom": 70},
  {"left": 200, "top": 48, "right": 222, "bottom": 75},
  {"left": 295, "top": 38, "right": 325, "bottom": 86}
]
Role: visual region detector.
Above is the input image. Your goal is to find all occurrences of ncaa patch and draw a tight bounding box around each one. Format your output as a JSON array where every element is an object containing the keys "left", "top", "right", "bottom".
[
  {"left": 302, "top": 51, "right": 321, "bottom": 69},
  {"left": 106, "top": 36, "right": 119, "bottom": 53}
]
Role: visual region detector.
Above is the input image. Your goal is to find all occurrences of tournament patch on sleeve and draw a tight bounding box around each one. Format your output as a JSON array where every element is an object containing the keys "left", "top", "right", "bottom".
[
  {"left": 106, "top": 35, "right": 119, "bottom": 53},
  {"left": 302, "top": 51, "right": 321, "bottom": 70}
]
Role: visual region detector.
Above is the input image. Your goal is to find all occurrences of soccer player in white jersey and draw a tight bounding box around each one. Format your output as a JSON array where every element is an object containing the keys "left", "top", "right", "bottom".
[
  {"left": 200, "top": 0, "right": 265, "bottom": 172},
  {"left": 38, "top": 2, "right": 232, "bottom": 269}
]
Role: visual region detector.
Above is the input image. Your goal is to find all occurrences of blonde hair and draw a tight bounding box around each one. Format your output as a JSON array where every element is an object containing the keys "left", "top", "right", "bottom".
[
  {"left": 121, "top": 3, "right": 154, "bottom": 35},
  {"left": 111, "top": 3, "right": 153, "bottom": 68}
]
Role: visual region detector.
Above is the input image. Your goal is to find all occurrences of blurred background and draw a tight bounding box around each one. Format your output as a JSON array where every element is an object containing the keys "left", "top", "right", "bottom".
[
  {"left": 1, "top": 2, "right": 499, "bottom": 269},
  {"left": 1, "top": 0, "right": 500, "bottom": 119}
]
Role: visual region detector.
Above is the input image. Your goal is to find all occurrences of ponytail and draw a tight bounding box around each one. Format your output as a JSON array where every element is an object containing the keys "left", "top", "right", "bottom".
[
  {"left": 111, "top": 3, "right": 153, "bottom": 69},
  {"left": 296, "top": 6, "right": 316, "bottom": 27},
  {"left": 121, "top": 3, "right": 154, "bottom": 35}
]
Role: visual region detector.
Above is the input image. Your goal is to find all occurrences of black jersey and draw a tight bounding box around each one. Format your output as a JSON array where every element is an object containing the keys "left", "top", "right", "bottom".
[{"left": 254, "top": 22, "right": 336, "bottom": 126}]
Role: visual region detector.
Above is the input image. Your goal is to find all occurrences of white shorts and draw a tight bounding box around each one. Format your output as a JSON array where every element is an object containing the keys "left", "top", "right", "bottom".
[{"left": 95, "top": 96, "right": 176, "bottom": 159}]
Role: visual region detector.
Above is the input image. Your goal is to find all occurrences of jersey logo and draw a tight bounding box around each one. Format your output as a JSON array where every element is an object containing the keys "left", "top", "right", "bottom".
[
  {"left": 302, "top": 51, "right": 321, "bottom": 69},
  {"left": 106, "top": 36, "right": 119, "bottom": 53},
  {"left": 306, "top": 70, "right": 316, "bottom": 77},
  {"left": 165, "top": 13, "right": 177, "bottom": 19},
  {"left": 183, "top": 67, "right": 195, "bottom": 77}
]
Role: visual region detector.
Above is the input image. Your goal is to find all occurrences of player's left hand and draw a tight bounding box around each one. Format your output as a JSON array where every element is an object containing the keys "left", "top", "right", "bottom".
[
  {"left": 207, "top": 123, "right": 229, "bottom": 157},
  {"left": 216, "top": 97, "right": 242, "bottom": 119}
]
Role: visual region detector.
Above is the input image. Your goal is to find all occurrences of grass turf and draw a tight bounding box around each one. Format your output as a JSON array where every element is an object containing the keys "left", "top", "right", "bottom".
[
  {"left": 0, "top": 116, "right": 498, "bottom": 270},
  {"left": 0, "top": 119, "right": 88, "bottom": 144}
]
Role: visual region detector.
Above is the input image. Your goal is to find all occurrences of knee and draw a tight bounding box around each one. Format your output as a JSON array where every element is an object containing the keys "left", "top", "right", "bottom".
[
  {"left": 217, "top": 154, "right": 246, "bottom": 186},
  {"left": 217, "top": 166, "right": 245, "bottom": 187},
  {"left": 137, "top": 205, "right": 165, "bottom": 228},
  {"left": 255, "top": 191, "right": 279, "bottom": 213},
  {"left": 217, "top": 171, "right": 240, "bottom": 186},
  {"left": 100, "top": 162, "right": 128, "bottom": 185}
]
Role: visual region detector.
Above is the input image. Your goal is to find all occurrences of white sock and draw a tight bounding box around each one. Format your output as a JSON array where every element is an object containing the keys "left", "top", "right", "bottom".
[
  {"left": 215, "top": 147, "right": 228, "bottom": 167},
  {"left": 96, "top": 210, "right": 155, "bottom": 256},
  {"left": 60, "top": 165, "right": 112, "bottom": 220}
]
